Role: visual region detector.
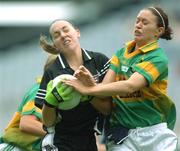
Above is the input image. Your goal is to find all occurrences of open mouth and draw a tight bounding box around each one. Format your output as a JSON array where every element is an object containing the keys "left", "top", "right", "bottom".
[
  {"left": 134, "top": 30, "right": 142, "bottom": 36},
  {"left": 63, "top": 40, "right": 71, "bottom": 45}
]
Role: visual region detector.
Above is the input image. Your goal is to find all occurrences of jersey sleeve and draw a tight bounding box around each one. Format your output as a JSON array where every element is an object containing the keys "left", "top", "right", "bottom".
[
  {"left": 109, "top": 49, "right": 122, "bottom": 74},
  {"left": 17, "top": 84, "right": 39, "bottom": 112},
  {"left": 93, "top": 52, "right": 110, "bottom": 82},
  {"left": 91, "top": 52, "right": 110, "bottom": 134},
  {"left": 132, "top": 55, "right": 168, "bottom": 85},
  {"left": 21, "top": 100, "right": 42, "bottom": 120},
  {"left": 35, "top": 71, "right": 51, "bottom": 109}
]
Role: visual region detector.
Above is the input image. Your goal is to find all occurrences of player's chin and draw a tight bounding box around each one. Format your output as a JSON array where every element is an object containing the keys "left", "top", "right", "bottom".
[{"left": 134, "top": 36, "right": 143, "bottom": 43}]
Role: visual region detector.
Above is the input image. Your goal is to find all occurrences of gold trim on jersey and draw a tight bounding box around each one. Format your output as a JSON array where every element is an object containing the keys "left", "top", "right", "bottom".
[
  {"left": 136, "top": 61, "right": 160, "bottom": 81},
  {"left": 111, "top": 55, "right": 119, "bottom": 67},
  {"left": 124, "top": 40, "right": 159, "bottom": 58}
]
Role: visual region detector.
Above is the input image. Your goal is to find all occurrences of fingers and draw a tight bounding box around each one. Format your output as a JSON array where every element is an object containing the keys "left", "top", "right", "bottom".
[
  {"left": 62, "top": 86, "right": 74, "bottom": 96},
  {"left": 79, "top": 66, "right": 92, "bottom": 77},
  {"left": 61, "top": 79, "right": 73, "bottom": 87},
  {"left": 79, "top": 65, "right": 90, "bottom": 73},
  {"left": 56, "top": 81, "right": 63, "bottom": 88},
  {"left": 56, "top": 82, "right": 75, "bottom": 101},
  {"left": 73, "top": 70, "right": 81, "bottom": 78},
  {"left": 74, "top": 69, "right": 85, "bottom": 78},
  {"left": 74, "top": 65, "right": 91, "bottom": 77}
]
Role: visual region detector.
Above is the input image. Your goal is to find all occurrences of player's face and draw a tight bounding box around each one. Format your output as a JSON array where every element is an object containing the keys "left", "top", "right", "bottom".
[
  {"left": 50, "top": 20, "right": 80, "bottom": 52},
  {"left": 133, "top": 9, "right": 161, "bottom": 47}
]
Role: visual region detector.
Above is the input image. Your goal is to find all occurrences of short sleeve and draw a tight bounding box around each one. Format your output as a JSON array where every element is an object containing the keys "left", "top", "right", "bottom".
[
  {"left": 35, "top": 71, "right": 51, "bottom": 109},
  {"left": 22, "top": 100, "right": 42, "bottom": 120},
  {"left": 110, "top": 49, "right": 123, "bottom": 74},
  {"left": 132, "top": 55, "right": 168, "bottom": 85}
]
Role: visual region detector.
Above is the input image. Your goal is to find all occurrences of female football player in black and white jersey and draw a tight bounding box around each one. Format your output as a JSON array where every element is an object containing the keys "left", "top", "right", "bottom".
[{"left": 35, "top": 19, "right": 112, "bottom": 151}]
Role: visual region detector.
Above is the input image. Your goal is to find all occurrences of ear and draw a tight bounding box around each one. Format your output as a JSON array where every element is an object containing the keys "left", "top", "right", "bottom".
[
  {"left": 53, "top": 43, "right": 60, "bottom": 52},
  {"left": 157, "top": 27, "right": 164, "bottom": 37},
  {"left": 76, "top": 28, "right": 81, "bottom": 38}
]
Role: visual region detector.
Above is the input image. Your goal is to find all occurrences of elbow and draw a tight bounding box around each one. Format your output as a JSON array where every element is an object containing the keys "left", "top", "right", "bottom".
[
  {"left": 102, "top": 110, "right": 111, "bottom": 116},
  {"left": 99, "top": 99, "right": 112, "bottom": 116},
  {"left": 127, "top": 87, "right": 136, "bottom": 94},
  {"left": 101, "top": 101, "right": 112, "bottom": 116},
  {"left": 19, "top": 120, "right": 28, "bottom": 133},
  {"left": 90, "top": 98, "right": 112, "bottom": 116},
  {"left": 19, "top": 124, "right": 25, "bottom": 132},
  {"left": 98, "top": 105, "right": 112, "bottom": 116},
  {"left": 126, "top": 82, "right": 138, "bottom": 94},
  {"left": 124, "top": 72, "right": 148, "bottom": 94}
]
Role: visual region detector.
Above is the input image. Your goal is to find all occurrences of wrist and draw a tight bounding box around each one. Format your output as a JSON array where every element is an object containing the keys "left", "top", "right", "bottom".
[
  {"left": 88, "top": 95, "right": 94, "bottom": 102},
  {"left": 88, "top": 86, "right": 95, "bottom": 95},
  {"left": 43, "top": 125, "right": 55, "bottom": 133}
]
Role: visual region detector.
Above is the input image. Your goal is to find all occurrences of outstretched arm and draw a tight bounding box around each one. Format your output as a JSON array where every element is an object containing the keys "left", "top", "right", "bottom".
[
  {"left": 74, "top": 66, "right": 112, "bottom": 115},
  {"left": 64, "top": 70, "right": 148, "bottom": 97}
]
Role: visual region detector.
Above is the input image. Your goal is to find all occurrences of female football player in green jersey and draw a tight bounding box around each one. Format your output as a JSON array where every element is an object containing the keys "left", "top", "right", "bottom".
[
  {"left": 64, "top": 6, "right": 178, "bottom": 151},
  {"left": 0, "top": 55, "right": 56, "bottom": 151}
]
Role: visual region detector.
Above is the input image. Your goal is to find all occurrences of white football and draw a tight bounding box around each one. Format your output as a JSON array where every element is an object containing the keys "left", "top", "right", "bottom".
[{"left": 52, "top": 74, "right": 81, "bottom": 110}]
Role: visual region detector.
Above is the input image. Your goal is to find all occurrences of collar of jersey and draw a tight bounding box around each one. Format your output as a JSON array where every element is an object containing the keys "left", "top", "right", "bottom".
[
  {"left": 58, "top": 48, "right": 93, "bottom": 69},
  {"left": 125, "top": 40, "right": 159, "bottom": 53}
]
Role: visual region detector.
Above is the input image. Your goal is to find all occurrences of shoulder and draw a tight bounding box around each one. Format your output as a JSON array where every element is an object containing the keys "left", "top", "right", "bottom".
[
  {"left": 23, "top": 83, "right": 40, "bottom": 100},
  {"left": 42, "top": 56, "right": 60, "bottom": 80},
  {"left": 144, "top": 48, "right": 168, "bottom": 64},
  {"left": 92, "top": 51, "right": 108, "bottom": 58},
  {"left": 45, "top": 56, "right": 59, "bottom": 72},
  {"left": 114, "top": 48, "right": 125, "bottom": 56},
  {"left": 18, "top": 83, "right": 39, "bottom": 111},
  {"left": 86, "top": 50, "right": 109, "bottom": 62}
]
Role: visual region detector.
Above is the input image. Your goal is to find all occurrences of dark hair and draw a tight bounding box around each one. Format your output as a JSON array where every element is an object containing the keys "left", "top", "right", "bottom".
[
  {"left": 39, "top": 19, "right": 79, "bottom": 55},
  {"left": 148, "top": 7, "right": 173, "bottom": 40},
  {"left": 49, "top": 19, "right": 78, "bottom": 36}
]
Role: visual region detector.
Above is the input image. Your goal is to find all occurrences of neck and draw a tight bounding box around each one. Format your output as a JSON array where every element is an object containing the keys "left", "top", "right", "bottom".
[{"left": 65, "top": 48, "right": 83, "bottom": 71}]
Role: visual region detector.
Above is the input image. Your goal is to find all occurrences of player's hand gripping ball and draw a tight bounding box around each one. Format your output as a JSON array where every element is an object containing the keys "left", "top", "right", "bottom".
[{"left": 45, "top": 74, "right": 81, "bottom": 110}]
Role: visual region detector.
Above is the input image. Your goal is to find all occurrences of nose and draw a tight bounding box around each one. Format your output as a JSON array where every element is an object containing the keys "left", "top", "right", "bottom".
[
  {"left": 60, "top": 31, "right": 66, "bottom": 38},
  {"left": 135, "top": 21, "right": 142, "bottom": 29}
]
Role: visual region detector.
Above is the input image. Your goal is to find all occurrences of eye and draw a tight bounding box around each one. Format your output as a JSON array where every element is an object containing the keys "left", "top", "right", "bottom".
[
  {"left": 143, "top": 21, "right": 148, "bottom": 25},
  {"left": 136, "top": 18, "right": 140, "bottom": 24},
  {"left": 142, "top": 19, "right": 149, "bottom": 25},
  {"left": 53, "top": 33, "right": 60, "bottom": 39},
  {"left": 63, "top": 27, "right": 69, "bottom": 33}
]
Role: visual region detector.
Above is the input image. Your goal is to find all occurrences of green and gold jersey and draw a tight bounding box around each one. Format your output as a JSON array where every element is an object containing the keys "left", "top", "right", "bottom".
[
  {"left": 2, "top": 78, "right": 42, "bottom": 151},
  {"left": 110, "top": 40, "right": 176, "bottom": 130}
]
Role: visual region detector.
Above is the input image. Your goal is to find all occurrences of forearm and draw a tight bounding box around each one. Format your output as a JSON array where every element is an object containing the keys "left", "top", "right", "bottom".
[
  {"left": 89, "top": 72, "right": 148, "bottom": 97},
  {"left": 42, "top": 104, "right": 57, "bottom": 127},
  {"left": 89, "top": 81, "right": 135, "bottom": 96},
  {"left": 20, "top": 115, "right": 46, "bottom": 136}
]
